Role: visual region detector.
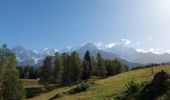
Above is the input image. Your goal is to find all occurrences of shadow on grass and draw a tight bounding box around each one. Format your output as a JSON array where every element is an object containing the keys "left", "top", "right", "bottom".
[{"left": 49, "top": 81, "right": 95, "bottom": 100}]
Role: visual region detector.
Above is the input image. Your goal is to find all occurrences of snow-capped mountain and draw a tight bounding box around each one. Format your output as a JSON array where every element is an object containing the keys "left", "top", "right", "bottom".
[
  {"left": 76, "top": 43, "right": 142, "bottom": 67},
  {"left": 12, "top": 45, "right": 40, "bottom": 62},
  {"left": 36, "top": 48, "right": 59, "bottom": 56},
  {"left": 11, "top": 43, "right": 170, "bottom": 67},
  {"left": 104, "top": 45, "right": 170, "bottom": 64},
  {"left": 11, "top": 43, "right": 142, "bottom": 68},
  {"left": 12, "top": 46, "right": 58, "bottom": 66}
]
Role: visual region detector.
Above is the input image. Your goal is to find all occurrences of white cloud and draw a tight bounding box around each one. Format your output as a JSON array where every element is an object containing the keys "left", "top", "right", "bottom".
[
  {"left": 105, "top": 43, "right": 116, "bottom": 48},
  {"left": 136, "top": 49, "right": 148, "bottom": 53},
  {"left": 136, "top": 48, "right": 164, "bottom": 54},
  {"left": 147, "top": 37, "right": 153, "bottom": 40},
  {"left": 121, "top": 39, "right": 131, "bottom": 45},
  {"left": 165, "top": 50, "right": 170, "bottom": 54}
]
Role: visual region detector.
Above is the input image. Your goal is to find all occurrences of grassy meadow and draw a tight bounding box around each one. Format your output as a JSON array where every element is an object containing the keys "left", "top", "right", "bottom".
[
  {"left": 22, "top": 79, "right": 43, "bottom": 88},
  {"left": 24, "top": 65, "right": 170, "bottom": 100}
]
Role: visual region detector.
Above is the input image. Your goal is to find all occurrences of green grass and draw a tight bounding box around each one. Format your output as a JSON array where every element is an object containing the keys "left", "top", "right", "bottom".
[{"left": 25, "top": 65, "right": 170, "bottom": 100}]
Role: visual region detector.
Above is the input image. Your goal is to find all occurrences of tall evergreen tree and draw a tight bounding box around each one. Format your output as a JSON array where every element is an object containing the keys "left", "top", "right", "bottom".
[
  {"left": 61, "top": 53, "right": 71, "bottom": 84},
  {"left": 96, "top": 52, "right": 107, "bottom": 78},
  {"left": 70, "top": 51, "right": 82, "bottom": 82},
  {"left": 91, "top": 56, "right": 98, "bottom": 76},
  {"left": 42, "top": 56, "right": 53, "bottom": 86},
  {"left": 114, "top": 58, "right": 125, "bottom": 74},
  {"left": 105, "top": 59, "right": 115, "bottom": 76},
  {"left": 82, "top": 51, "right": 92, "bottom": 80},
  {"left": 54, "top": 52, "right": 63, "bottom": 84}
]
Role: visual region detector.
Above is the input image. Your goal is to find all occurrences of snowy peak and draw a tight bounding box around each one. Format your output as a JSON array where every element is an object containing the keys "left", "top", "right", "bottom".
[
  {"left": 82, "top": 43, "right": 99, "bottom": 50},
  {"left": 39, "top": 48, "right": 59, "bottom": 55},
  {"left": 12, "top": 45, "right": 38, "bottom": 62},
  {"left": 11, "top": 43, "right": 170, "bottom": 67},
  {"left": 105, "top": 43, "right": 116, "bottom": 49},
  {"left": 62, "top": 46, "right": 72, "bottom": 52}
]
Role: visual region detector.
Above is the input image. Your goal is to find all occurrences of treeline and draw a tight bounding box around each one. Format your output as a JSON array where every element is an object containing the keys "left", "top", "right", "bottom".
[
  {"left": 131, "top": 63, "right": 162, "bottom": 70},
  {"left": 17, "top": 51, "right": 128, "bottom": 86},
  {"left": 39, "top": 51, "right": 128, "bottom": 86},
  {"left": 17, "top": 66, "right": 41, "bottom": 79}
]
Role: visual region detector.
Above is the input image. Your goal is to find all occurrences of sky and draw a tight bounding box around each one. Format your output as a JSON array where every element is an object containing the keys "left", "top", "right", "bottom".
[{"left": 0, "top": 0, "right": 170, "bottom": 53}]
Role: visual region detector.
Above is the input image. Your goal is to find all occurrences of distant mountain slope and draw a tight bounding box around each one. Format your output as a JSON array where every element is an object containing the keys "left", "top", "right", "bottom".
[
  {"left": 105, "top": 45, "right": 170, "bottom": 64},
  {"left": 12, "top": 43, "right": 170, "bottom": 67},
  {"left": 76, "top": 43, "right": 142, "bottom": 68},
  {"left": 12, "top": 45, "right": 39, "bottom": 62},
  {"left": 12, "top": 45, "right": 53, "bottom": 66}
]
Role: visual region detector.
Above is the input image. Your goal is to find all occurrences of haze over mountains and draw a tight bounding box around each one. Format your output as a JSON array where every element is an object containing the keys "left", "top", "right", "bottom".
[{"left": 11, "top": 43, "right": 170, "bottom": 68}]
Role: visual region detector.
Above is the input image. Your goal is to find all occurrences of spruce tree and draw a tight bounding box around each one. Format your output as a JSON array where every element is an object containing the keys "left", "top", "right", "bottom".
[
  {"left": 42, "top": 56, "right": 53, "bottom": 86},
  {"left": 61, "top": 53, "right": 71, "bottom": 84},
  {"left": 105, "top": 59, "right": 115, "bottom": 76},
  {"left": 82, "top": 51, "right": 92, "bottom": 80},
  {"left": 70, "top": 51, "right": 82, "bottom": 82},
  {"left": 96, "top": 53, "right": 107, "bottom": 78},
  {"left": 91, "top": 56, "right": 97, "bottom": 76},
  {"left": 114, "top": 58, "right": 124, "bottom": 74},
  {"left": 54, "top": 52, "right": 63, "bottom": 84}
]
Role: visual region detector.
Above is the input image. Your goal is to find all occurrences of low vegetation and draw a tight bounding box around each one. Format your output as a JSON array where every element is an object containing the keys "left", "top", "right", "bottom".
[
  {"left": 69, "top": 82, "right": 91, "bottom": 94},
  {"left": 138, "top": 70, "right": 170, "bottom": 100},
  {"left": 25, "top": 87, "right": 44, "bottom": 98},
  {"left": 116, "top": 70, "right": 170, "bottom": 100}
]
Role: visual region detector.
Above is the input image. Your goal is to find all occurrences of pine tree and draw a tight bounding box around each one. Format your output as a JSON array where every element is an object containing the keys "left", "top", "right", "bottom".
[
  {"left": 61, "top": 53, "right": 71, "bottom": 84},
  {"left": 114, "top": 58, "right": 124, "bottom": 74},
  {"left": 54, "top": 52, "right": 63, "bottom": 84},
  {"left": 82, "top": 51, "right": 92, "bottom": 80},
  {"left": 105, "top": 59, "right": 114, "bottom": 76},
  {"left": 42, "top": 56, "right": 53, "bottom": 86},
  {"left": 96, "top": 53, "right": 107, "bottom": 78},
  {"left": 91, "top": 56, "right": 97, "bottom": 76},
  {"left": 70, "top": 51, "right": 82, "bottom": 83}
]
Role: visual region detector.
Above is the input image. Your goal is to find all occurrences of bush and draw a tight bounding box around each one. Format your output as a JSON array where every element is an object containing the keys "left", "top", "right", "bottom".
[
  {"left": 115, "top": 78, "right": 141, "bottom": 100},
  {"left": 69, "top": 83, "right": 89, "bottom": 94},
  {"left": 45, "top": 85, "right": 57, "bottom": 92},
  {"left": 125, "top": 78, "right": 141, "bottom": 94},
  {"left": 138, "top": 70, "right": 170, "bottom": 100},
  {"left": 25, "top": 87, "right": 44, "bottom": 98}
]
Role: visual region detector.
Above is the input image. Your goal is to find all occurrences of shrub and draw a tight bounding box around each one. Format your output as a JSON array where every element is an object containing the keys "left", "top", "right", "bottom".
[
  {"left": 45, "top": 85, "right": 57, "bottom": 92},
  {"left": 138, "top": 70, "right": 170, "bottom": 100},
  {"left": 69, "top": 83, "right": 89, "bottom": 94},
  {"left": 25, "top": 87, "right": 44, "bottom": 98},
  {"left": 125, "top": 78, "right": 141, "bottom": 94},
  {"left": 115, "top": 78, "right": 141, "bottom": 100}
]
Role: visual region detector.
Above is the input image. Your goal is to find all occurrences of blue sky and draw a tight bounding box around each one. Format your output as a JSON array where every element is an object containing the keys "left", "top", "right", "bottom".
[{"left": 0, "top": 0, "right": 170, "bottom": 52}]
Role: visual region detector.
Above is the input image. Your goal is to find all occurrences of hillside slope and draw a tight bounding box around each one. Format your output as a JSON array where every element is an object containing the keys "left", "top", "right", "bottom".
[{"left": 26, "top": 65, "right": 170, "bottom": 100}]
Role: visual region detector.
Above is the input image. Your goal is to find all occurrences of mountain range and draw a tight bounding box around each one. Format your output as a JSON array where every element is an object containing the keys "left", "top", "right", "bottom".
[{"left": 11, "top": 43, "right": 170, "bottom": 68}]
